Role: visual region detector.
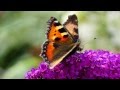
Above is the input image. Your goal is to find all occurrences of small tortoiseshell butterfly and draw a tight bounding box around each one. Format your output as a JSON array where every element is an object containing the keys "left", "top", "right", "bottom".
[{"left": 40, "top": 14, "right": 82, "bottom": 69}]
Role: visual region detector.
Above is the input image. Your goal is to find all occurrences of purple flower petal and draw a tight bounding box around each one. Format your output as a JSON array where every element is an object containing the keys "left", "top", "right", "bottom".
[
  {"left": 38, "top": 62, "right": 48, "bottom": 72},
  {"left": 25, "top": 50, "right": 120, "bottom": 79}
]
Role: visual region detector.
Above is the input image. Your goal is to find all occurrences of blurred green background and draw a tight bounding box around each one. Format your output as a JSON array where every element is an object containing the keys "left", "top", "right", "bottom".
[{"left": 0, "top": 11, "right": 120, "bottom": 79}]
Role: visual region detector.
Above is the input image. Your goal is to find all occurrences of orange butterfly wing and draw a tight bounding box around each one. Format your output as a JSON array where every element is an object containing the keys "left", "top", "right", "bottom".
[
  {"left": 40, "top": 15, "right": 81, "bottom": 69},
  {"left": 47, "top": 17, "right": 70, "bottom": 42},
  {"left": 41, "top": 17, "right": 73, "bottom": 62}
]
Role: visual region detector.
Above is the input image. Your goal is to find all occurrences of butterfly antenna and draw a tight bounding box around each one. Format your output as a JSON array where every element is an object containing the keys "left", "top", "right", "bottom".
[{"left": 80, "top": 37, "right": 97, "bottom": 50}]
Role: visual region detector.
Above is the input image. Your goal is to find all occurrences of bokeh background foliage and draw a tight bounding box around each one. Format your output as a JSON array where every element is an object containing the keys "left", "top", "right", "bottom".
[{"left": 0, "top": 11, "right": 120, "bottom": 79}]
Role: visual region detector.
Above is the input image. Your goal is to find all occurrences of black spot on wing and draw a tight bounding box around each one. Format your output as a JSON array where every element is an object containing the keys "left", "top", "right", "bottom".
[
  {"left": 55, "top": 37, "right": 61, "bottom": 41},
  {"left": 58, "top": 28, "right": 66, "bottom": 33},
  {"left": 63, "top": 35, "right": 68, "bottom": 38},
  {"left": 54, "top": 22, "right": 61, "bottom": 26},
  {"left": 74, "top": 28, "right": 78, "bottom": 34}
]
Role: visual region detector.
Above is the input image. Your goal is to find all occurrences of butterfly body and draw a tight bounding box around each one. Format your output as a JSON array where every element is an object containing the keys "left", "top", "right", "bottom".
[{"left": 40, "top": 14, "right": 82, "bottom": 69}]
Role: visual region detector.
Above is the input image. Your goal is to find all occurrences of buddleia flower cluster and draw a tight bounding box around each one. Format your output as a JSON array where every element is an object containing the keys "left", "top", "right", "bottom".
[{"left": 25, "top": 50, "right": 120, "bottom": 79}]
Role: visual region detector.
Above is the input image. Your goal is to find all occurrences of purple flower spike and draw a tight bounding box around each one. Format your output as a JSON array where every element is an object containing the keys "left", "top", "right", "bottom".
[{"left": 25, "top": 50, "right": 120, "bottom": 79}]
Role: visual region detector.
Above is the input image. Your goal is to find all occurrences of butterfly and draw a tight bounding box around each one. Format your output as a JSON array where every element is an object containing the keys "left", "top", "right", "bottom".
[{"left": 40, "top": 14, "right": 82, "bottom": 69}]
